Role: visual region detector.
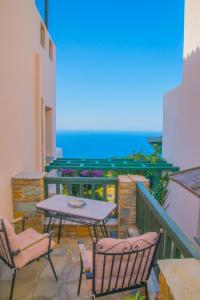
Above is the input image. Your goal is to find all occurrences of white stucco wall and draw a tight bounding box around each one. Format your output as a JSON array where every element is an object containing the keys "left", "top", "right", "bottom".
[
  {"left": 163, "top": 0, "right": 200, "bottom": 239},
  {"left": 0, "top": 0, "right": 56, "bottom": 219},
  {"left": 166, "top": 181, "right": 200, "bottom": 240},
  {"left": 184, "top": 0, "right": 200, "bottom": 59},
  {"left": 163, "top": 0, "right": 200, "bottom": 170}
]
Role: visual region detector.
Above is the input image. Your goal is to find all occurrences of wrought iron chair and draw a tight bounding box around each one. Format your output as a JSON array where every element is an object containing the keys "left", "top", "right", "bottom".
[
  {"left": 0, "top": 216, "right": 58, "bottom": 300},
  {"left": 77, "top": 230, "right": 162, "bottom": 300}
]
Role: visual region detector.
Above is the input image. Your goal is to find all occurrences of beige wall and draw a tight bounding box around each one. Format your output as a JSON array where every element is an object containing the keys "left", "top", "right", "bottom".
[
  {"left": 0, "top": 0, "right": 56, "bottom": 219},
  {"left": 163, "top": 0, "right": 200, "bottom": 169}
]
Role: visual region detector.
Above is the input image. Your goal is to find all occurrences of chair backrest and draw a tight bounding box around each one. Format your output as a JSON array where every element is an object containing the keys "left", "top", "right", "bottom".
[
  {"left": 92, "top": 231, "right": 162, "bottom": 296},
  {"left": 0, "top": 217, "right": 19, "bottom": 268}
]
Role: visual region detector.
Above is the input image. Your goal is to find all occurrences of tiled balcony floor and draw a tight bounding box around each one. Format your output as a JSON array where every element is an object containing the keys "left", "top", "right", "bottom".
[{"left": 0, "top": 237, "right": 136, "bottom": 300}]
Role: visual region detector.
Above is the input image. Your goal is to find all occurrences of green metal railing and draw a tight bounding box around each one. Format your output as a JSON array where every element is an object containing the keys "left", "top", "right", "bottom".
[
  {"left": 136, "top": 182, "right": 200, "bottom": 259},
  {"left": 44, "top": 171, "right": 118, "bottom": 204},
  {"left": 45, "top": 158, "right": 179, "bottom": 203}
]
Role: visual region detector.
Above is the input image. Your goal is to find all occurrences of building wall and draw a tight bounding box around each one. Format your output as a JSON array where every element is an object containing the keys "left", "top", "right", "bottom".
[
  {"left": 166, "top": 181, "right": 200, "bottom": 240},
  {"left": 0, "top": 0, "right": 56, "bottom": 219},
  {"left": 183, "top": 0, "right": 200, "bottom": 58},
  {"left": 163, "top": 0, "right": 200, "bottom": 170}
]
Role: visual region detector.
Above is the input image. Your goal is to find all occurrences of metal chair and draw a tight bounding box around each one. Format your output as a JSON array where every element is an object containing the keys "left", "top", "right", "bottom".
[
  {"left": 77, "top": 230, "right": 162, "bottom": 299},
  {"left": 0, "top": 216, "right": 58, "bottom": 300}
]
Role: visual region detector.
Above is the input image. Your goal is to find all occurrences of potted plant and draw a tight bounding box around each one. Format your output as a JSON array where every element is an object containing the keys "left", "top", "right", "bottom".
[{"left": 123, "top": 291, "right": 146, "bottom": 300}]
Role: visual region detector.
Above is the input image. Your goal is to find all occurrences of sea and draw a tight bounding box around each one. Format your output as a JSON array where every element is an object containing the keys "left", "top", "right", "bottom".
[{"left": 56, "top": 131, "right": 162, "bottom": 158}]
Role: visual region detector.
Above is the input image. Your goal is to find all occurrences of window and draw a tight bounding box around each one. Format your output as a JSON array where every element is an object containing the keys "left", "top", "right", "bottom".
[
  {"left": 40, "top": 23, "right": 45, "bottom": 49},
  {"left": 49, "top": 39, "right": 53, "bottom": 61}
]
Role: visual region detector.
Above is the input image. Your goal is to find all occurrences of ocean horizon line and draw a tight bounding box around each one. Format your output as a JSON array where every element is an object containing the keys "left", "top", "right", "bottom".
[{"left": 56, "top": 129, "right": 162, "bottom": 134}]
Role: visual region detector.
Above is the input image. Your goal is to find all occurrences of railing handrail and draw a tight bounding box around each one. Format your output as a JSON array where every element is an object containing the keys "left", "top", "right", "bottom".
[
  {"left": 44, "top": 172, "right": 118, "bottom": 204},
  {"left": 45, "top": 175, "right": 118, "bottom": 184},
  {"left": 137, "top": 182, "right": 200, "bottom": 259}
]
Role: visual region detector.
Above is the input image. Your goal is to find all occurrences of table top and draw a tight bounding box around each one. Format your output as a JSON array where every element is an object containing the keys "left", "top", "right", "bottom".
[
  {"left": 36, "top": 194, "right": 117, "bottom": 221},
  {"left": 158, "top": 259, "right": 200, "bottom": 300}
]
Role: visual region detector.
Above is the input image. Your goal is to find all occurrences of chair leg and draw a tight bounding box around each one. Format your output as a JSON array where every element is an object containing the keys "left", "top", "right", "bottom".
[
  {"left": 10, "top": 270, "right": 16, "bottom": 300},
  {"left": 48, "top": 255, "right": 58, "bottom": 281},
  {"left": 77, "top": 258, "right": 83, "bottom": 295},
  {"left": 144, "top": 284, "right": 149, "bottom": 300}
]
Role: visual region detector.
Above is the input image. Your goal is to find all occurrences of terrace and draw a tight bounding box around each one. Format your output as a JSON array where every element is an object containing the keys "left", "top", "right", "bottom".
[
  {"left": 1, "top": 159, "right": 200, "bottom": 300},
  {"left": 1, "top": 0, "right": 200, "bottom": 299}
]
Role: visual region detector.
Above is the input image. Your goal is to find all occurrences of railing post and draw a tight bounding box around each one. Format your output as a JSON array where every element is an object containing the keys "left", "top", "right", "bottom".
[{"left": 117, "top": 175, "right": 150, "bottom": 238}]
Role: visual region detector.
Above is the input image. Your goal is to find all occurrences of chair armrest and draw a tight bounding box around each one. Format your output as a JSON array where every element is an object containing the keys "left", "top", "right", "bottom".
[
  {"left": 20, "top": 233, "right": 50, "bottom": 252},
  {"left": 11, "top": 217, "right": 23, "bottom": 224},
  {"left": 78, "top": 240, "right": 92, "bottom": 273},
  {"left": 11, "top": 216, "right": 28, "bottom": 231}
]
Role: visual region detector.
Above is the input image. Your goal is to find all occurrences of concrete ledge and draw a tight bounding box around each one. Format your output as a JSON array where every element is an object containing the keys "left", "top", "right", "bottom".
[
  {"left": 158, "top": 259, "right": 200, "bottom": 300},
  {"left": 13, "top": 171, "right": 46, "bottom": 180}
]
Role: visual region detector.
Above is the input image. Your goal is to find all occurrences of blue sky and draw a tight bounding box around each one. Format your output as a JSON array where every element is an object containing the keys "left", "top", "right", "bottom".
[{"left": 36, "top": 0, "right": 184, "bottom": 131}]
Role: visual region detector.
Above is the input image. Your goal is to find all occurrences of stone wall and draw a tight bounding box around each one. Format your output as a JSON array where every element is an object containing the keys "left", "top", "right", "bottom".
[
  {"left": 118, "top": 175, "right": 149, "bottom": 238},
  {"left": 12, "top": 171, "right": 46, "bottom": 233},
  {"left": 60, "top": 219, "right": 118, "bottom": 238}
]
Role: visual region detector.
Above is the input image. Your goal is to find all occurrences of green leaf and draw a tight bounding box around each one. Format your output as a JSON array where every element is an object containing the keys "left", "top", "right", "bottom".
[{"left": 122, "top": 290, "right": 146, "bottom": 300}]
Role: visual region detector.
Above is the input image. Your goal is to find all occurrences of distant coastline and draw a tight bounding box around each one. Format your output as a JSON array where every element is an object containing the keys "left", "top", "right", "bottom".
[{"left": 56, "top": 130, "right": 162, "bottom": 158}]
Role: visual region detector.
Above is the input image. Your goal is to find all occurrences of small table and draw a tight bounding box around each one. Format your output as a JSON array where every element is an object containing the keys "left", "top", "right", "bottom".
[{"left": 36, "top": 195, "right": 117, "bottom": 243}]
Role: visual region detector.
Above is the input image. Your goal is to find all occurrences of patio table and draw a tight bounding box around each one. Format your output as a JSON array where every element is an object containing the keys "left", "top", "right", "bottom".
[{"left": 36, "top": 194, "right": 117, "bottom": 243}]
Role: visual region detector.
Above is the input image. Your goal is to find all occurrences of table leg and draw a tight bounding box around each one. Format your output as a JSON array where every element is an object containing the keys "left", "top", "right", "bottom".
[
  {"left": 102, "top": 220, "right": 108, "bottom": 237},
  {"left": 58, "top": 216, "right": 63, "bottom": 244},
  {"left": 100, "top": 222, "right": 106, "bottom": 237},
  {"left": 46, "top": 215, "right": 52, "bottom": 233},
  {"left": 88, "top": 225, "right": 93, "bottom": 240},
  {"left": 93, "top": 224, "right": 98, "bottom": 242}
]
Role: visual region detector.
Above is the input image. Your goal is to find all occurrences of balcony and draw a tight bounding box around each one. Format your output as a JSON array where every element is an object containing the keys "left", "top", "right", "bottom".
[{"left": 1, "top": 162, "right": 199, "bottom": 300}]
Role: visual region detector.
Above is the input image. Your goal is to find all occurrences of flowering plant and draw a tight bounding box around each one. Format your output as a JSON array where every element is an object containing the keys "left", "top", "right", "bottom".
[
  {"left": 61, "top": 169, "right": 74, "bottom": 176},
  {"left": 91, "top": 170, "right": 104, "bottom": 177},
  {"left": 80, "top": 170, "right": 90, "bottom": 177}
]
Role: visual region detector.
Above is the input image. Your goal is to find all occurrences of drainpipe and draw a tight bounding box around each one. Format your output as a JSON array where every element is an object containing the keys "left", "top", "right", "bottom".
[{"left": 45, "top": 0, "right": 48, "bottom": 29}]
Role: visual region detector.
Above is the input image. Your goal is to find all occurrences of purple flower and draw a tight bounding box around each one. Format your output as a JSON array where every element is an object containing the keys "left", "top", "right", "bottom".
[
  {"left": 81, "top": 170, "right": 90, "bottom": 177},
  {"left": 61, "top": 169, "right": 74, "bottom": 176},
  {"left": 92, "top": 170, "right": 104, "bottom": 177}
]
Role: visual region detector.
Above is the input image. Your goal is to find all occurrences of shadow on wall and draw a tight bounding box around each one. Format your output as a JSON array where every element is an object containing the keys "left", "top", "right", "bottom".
[
  {"left": 163, "top": 46, "right": 200, "bottom": 170},
  {"left": 183, "top": 46, "right": 200, "bottom": 84}
]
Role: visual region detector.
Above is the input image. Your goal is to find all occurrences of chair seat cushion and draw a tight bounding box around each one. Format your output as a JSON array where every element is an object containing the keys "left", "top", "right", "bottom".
[
  {"left": 96, "top": 232, "right": 158, "bottom": 253},
  {"left": 14, "top": 228, "right": 55, "bottom": 269}
]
